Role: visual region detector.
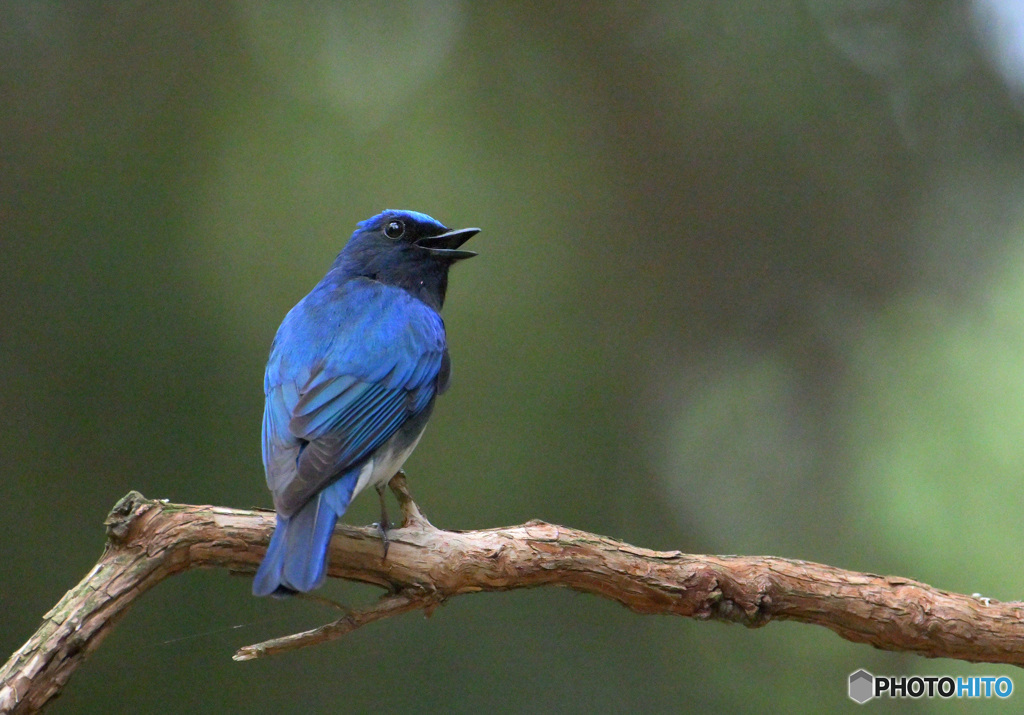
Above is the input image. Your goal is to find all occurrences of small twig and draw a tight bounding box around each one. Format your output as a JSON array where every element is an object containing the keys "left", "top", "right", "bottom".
[
  {"left": 3, "top": 489, "right": 1024, "bottom": 713},
  {"left": 293, "top": 592, "right": 352, "bottom": 614},
  {"left": 389, "top": 471, "right": 432, "bottom": 528},
  {"left": 233, "top": 589, "right": 438, "bottom": 661}
]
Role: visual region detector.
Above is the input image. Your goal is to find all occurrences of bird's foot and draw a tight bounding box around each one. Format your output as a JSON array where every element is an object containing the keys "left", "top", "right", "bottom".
[{"left": 388, "top": 470, "right": 434, "bottom": 529}]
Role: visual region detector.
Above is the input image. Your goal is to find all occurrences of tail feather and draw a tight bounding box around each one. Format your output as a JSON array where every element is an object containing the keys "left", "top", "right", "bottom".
[
  {"left": 253, "top": 471, "right": 359, "bottom": 596},
  {"left": 252, "top": 514, "right": 290, "bottom": 597}
]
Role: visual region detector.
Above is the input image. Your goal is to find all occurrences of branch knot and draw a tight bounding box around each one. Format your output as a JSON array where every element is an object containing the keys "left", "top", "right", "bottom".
[{"left": 104, "top": 490, "right": 155, "bottom": 543}]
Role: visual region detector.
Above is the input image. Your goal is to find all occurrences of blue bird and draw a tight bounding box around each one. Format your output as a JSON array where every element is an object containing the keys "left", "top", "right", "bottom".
[{"left": 253, "top": 210, "right": 479, "bottom": 596}]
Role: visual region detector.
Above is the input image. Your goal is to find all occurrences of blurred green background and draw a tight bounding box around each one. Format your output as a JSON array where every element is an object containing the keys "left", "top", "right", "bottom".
[{"left": 4, "top": 1, "right": 1024, "bottom": 712}]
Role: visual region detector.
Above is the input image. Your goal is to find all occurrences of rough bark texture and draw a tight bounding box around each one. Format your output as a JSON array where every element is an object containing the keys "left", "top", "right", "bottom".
[{"left": 3, "top": 489, "right": 1023, "bottom": 713}]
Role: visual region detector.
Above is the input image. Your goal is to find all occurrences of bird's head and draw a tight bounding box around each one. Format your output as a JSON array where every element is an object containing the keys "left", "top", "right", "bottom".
[{"left": 333, "top": 210, "right": 480, "bottom": 310}]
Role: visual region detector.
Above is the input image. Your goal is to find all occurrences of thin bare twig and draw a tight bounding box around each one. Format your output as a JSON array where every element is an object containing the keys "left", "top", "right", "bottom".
[{"left": 234, "top": 589, "right": 438, "bottom": 661}]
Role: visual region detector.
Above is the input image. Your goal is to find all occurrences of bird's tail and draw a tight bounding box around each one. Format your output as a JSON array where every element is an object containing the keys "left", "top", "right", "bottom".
[{"left": 252, "top": 472, "right": 358, "bottom": 596}]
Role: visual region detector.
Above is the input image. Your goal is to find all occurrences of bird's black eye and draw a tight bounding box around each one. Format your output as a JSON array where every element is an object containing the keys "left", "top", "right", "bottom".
[{"left": 384, "top": 220, "right": 405, "bottom": 239}]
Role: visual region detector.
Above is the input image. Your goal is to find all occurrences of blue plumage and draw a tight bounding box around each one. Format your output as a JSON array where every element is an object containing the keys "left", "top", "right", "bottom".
[{"left": 253, "top": 210, "right": 479, "bottom": 596}]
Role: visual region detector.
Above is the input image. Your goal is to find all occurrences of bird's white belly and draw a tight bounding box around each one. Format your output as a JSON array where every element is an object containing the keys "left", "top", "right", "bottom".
[{"left": 350, "top": 428, "right": 425, "bottom": 501}]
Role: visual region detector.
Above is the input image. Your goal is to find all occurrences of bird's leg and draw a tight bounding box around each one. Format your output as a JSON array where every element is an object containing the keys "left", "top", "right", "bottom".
[
  {"left": 375, "top": 483, "right": 391, "bottom": 560},
  {"left": 387, "top": 470, "right": 433, "bottom": 529}
]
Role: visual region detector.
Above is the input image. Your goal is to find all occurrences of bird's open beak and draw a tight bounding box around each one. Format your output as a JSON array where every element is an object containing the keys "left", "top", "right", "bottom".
[{"left": 415, "top": 227, "right": 480, "bottom": 260}]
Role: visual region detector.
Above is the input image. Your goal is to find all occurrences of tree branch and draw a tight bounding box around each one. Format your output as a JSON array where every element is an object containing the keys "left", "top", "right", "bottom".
[{"left": 3, "top": 486, "right": 1023, "bottom": 713}]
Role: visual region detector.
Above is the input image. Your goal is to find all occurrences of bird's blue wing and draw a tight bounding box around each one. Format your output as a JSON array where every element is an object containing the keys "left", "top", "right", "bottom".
[{"left": 262, "top": 278, "right": 447, "bottom": 517}]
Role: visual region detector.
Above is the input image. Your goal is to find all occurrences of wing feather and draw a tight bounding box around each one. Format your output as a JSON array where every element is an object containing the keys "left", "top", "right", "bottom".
[{"left": 261, "top": 279, "right": 447, "bottom": 516}]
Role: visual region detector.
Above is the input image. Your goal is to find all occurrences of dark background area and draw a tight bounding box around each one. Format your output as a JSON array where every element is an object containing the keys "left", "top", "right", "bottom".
[{"left": 4, "top": 2, "right": 1024, "bottom": 712}]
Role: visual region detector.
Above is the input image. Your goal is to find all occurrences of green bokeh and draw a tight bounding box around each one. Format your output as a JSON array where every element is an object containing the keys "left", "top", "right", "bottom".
[{"left": 3, "top": 2, "right": 1024, "bottom": 712}]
